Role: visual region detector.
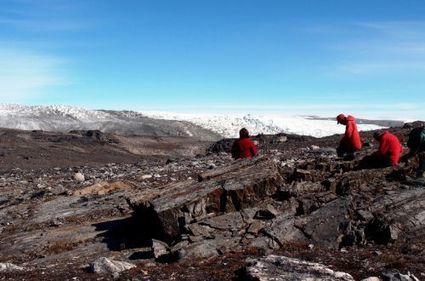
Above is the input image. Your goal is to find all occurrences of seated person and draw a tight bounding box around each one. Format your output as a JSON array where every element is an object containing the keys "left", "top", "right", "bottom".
[{"left": 231, "top": 128, "right": 258, "bottom": 160}]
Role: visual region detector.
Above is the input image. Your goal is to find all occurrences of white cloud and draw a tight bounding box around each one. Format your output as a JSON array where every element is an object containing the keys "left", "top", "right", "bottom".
[{"left": 0, "top": 49, "right": 68, "bottom": 102}]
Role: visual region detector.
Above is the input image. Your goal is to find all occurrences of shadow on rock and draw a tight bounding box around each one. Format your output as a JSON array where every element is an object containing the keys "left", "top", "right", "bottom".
[{"left": 93, "top": 216, "right": 152, "bottom": 251}]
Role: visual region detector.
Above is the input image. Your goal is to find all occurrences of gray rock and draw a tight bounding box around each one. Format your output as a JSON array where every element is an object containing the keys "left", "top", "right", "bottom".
[
  {"left": 357, "top": 210, "right": 374, "bottom": 222},
  {"left": 277, "top": 135, "right": 288, "bottom": 143},
  {"left": 246, "top": 220, "right": 267, "bottom": 235},
  {"left": 245, "top": 255, "right": 355, "bottom": 281},
  {"left": 0, "top": 262, "right": 24, "bottom": 272},
  {"left": 199, "top": 212, "right": 246, "bottom": 231},
  {"left": 296, "top": 198, "right": 351, "bottom": 248},
  {"left": 74, "top": 172, "right": 85, "bottom": 182},
  {"left": 91, "top": 257, "right": 135, "bottom": 278},
  {"left": 254, "top": 205, "right": 279, "bottom": 220},
  {"left": 249, "top": 236, "right": 280, "bottom": 251},
  {"left": 382, "top": 271, "right": 420, "bottom": 281},
  {"left": 180, "top": 241, "right": 219, "bottom": 259},
  {"left": 261, "top": 215, "right": 307, "bottom": 246},
  {"left": 186, "top": 223, "right": 215, "bottom": 238},
  {"left": 151, "top": 239, "right": 170, "bottom": 260},
  {"left": 0, "top": 196, "right": 8, "bottom": 205}
]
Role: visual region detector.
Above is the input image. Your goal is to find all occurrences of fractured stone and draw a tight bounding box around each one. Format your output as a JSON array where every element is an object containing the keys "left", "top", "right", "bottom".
[{"left": 128, "top": 157, "right": 283, "bottom": 240}]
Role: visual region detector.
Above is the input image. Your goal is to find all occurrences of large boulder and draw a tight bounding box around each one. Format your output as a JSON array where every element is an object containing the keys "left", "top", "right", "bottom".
[{"left": 128, "top": 157, "right": 283, "bottom": 240}]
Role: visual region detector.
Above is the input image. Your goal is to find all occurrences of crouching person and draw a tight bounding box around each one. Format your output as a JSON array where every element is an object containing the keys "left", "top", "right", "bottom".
[
  {"left": 336, "top": 114, "right": 362, "bottom": 160},
  {"left": 231, "top": 128, "right": 258, "bottom": 160},
  {"left": 371, "top": 131, "right": 403, "bottom": 167}
]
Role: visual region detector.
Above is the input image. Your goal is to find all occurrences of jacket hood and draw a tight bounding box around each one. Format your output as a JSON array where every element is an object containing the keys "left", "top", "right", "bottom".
[
  {"left": 374, "top": 130, "right": 387, "bottom": 140},
  {"left": 346, "top": 115, "right": 356, "bottom": 122}
]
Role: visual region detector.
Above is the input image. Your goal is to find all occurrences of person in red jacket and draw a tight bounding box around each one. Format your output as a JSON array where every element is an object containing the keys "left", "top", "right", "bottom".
[
  {"left": 336, "top": 114, "right": 362, "bottom": 160},
  {"left": 373, "top": 131, "right": 403, "bottom": 166},
  {"left": 231, "top": 128, "right": 258, "bottom": 159}
]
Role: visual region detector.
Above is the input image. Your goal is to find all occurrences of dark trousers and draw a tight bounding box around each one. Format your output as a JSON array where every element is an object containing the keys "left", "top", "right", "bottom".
[
  {"left": 337, "top": 146, "right": 356, "bottom": 160},
  {"left": 418, "top": 152, "right": 425, "bottom": 176}
]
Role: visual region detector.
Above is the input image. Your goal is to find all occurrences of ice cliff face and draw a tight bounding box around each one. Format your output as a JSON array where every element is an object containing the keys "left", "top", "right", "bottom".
[
  {"left": 143, "top": 112, "right": 385, "bottom": 138},
  {"left": 0, "top": 104, "right": 386, "bottom": 139}
]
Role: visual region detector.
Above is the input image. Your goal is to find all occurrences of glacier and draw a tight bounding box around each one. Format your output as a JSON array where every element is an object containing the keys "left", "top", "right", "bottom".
[{"left": 0, "top": 104, "right": 387, "bottom": 138}]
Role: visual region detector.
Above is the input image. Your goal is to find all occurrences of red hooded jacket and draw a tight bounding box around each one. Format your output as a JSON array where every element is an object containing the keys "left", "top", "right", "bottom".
[
  {"left": 376, "top": 131, "right": 403, "bottom": 166},
  {"left": 231, "top": 137, "right": 258, "bottom": 159},
  {"left": 340, "top": 115, "right": 362, "bottom": 151}
]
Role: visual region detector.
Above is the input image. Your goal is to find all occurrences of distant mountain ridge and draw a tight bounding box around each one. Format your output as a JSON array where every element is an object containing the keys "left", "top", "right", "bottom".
[{"left": 0, "top": 104, "right": 222, "bottom": 141}]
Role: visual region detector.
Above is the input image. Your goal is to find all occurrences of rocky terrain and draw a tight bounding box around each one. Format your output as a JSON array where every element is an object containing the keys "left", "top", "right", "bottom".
[{"left": 1, "top": 122, "right": 425, "bottom": 280}]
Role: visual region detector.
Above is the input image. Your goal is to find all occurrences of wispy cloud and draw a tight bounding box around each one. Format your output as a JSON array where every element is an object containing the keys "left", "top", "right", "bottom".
[
  {"left": 317, "top": 21, "right": 425, "bottom": 76},
  {"left": 0, "top": 17, "right": 88, "bottom": 31},
  {"left": 1, "top": 0, "right": 91, "bottom": 32},
  {"left": 0, "top": 49, "right": 69, "bottom": 102},
  {"left": 338, "top": 62, "right": 425, "bottom": 74},
  {"left": 355, "top": 21, "right": 425, "bottom": 39}
]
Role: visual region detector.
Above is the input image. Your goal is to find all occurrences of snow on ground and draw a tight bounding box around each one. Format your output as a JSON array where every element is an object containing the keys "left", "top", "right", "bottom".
[{"left": 143, "top": 112, "right": 385, "bottom": 138}]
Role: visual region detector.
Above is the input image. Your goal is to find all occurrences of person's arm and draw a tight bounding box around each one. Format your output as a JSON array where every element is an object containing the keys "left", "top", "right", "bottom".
[
  {"left": 377, "top": 137, "right": 388, "bottom": 157},
  {"left": 345, "top": 122, "right": 353, "bottom": 139},
  {"left": 400, "top": 151, "right": 413, "bottom": 163},
  {"left": 250, "top": 142, "right": 258, "bottom": 157}
]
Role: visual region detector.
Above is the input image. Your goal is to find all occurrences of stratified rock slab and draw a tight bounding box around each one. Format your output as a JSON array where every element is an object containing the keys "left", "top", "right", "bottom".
[
  {"left": 295, "top": 198, "right": 351, "bottom": 247},
  {"left": 366, "top": 187, "right": 425, "bottom": 244},
  {"left": 128, "top": 157, "right": 283, "bottom": 240},
  {"left": 245, "top": 255, "right": 354, "bottom": 281}
]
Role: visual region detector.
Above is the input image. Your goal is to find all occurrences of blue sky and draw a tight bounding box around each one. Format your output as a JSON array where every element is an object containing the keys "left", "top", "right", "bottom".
[{"left": 1, "top": 0, "right": 425, "bottom": 119}]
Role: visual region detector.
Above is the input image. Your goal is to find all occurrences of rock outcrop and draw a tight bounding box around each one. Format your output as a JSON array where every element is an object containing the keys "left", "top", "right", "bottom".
[
  {"left": 126, "top": 139, "right": 425, "bottom": 269},
  {"left": 128, "top": 156, "right": 283, "bottom": 241}
]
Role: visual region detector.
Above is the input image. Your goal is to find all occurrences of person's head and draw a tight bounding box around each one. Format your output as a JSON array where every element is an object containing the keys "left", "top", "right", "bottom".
[
  {"left": 373, "top": 131, "right": 383, "bottom": 141},
  {"left": 239, "top": 128, "right": 249, "bottom": 138},
  {"left": 336, "top": 114, "right": 347, "bottom": 125}
]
